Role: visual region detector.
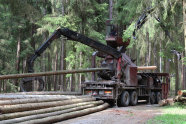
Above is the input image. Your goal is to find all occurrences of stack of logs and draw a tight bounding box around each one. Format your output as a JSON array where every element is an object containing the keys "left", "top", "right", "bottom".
[
  {"left": 174, "top": 90, "right": 186, "bottom": 104},
  {"left": 159, "top": 90, "right": 186, "bottom": 106},
  {"left": 0, "top": 92, "right": 109, "bottom": 124}
]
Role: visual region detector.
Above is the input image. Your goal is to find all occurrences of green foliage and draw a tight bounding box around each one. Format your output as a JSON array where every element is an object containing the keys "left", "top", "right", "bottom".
[
  {"left": 123, "top": 22, "right": 135, "bottom": 41},
  {"left": 115, "top": 0, "right": 143, "bottom": 25},
  {"left": 148, "top": 104, "right": 186, "bottom": 124},
  {"left": 148, "top": 114, "right": 186, "bottom": 124},
  {"left": 183, "top": 57, "right": 186, "bottom": 65},
  {"left": 0, "top": 0, "right": 185, "bottom": 92}
]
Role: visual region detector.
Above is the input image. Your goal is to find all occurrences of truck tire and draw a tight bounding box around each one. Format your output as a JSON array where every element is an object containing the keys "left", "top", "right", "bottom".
[
  {"left": 150, "top": 92, "right": 156, "bottom": 104},
  {"left": 130, "top": 91, "right": 138, "bottom": 106},
  {"left": 156, "top": 92, "right": 162, "bottom": 104},
  {"left": 120, "top": 91, "right": 130, "bottom": 107}
]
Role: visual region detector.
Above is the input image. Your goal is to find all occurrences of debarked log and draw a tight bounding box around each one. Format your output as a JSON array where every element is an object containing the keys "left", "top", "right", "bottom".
[
  {"left": 0, "top": 101, "right": 103, "bottom": 120},
  {"left": 0, "top": 97, "right": 96, "bottom": 114},
  {"left": 0, "top": 68, "right": 108, "bottom": 80},
  {"left": 0, "top": 101, "right": 103, "bottom": 124},
  {"left": 0, "top": 94, "right": 83, "bottom": 99},
  {"left": 2, "top": 91, "right": 82, "bottom": 96},
  {"left": 19, "top": 103, "right": 109, "bottom": 124},
  {"left": 137, "top": 66, "right": 157, "bottom": 70},
  {"left": 0, "top": 95, "right": 89, "bottom": 105}
]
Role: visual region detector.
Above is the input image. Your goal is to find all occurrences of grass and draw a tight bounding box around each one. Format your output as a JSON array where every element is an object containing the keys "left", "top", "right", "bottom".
[{"left": 147, "top": 103, "right": 186, "bottom": 124}]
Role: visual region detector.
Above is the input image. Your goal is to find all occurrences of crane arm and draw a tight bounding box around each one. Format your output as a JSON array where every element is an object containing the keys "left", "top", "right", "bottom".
[
  {"left": 27, "top": 27, "right": 121, "bottom": 73},
  {"left": 132, "top": 7, "right": 173, "bottom": 41}
]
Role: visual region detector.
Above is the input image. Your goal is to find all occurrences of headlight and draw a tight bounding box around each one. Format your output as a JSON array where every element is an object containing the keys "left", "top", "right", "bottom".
[{"left": 104, "top": 90, "right": 112, "bottom": 95}]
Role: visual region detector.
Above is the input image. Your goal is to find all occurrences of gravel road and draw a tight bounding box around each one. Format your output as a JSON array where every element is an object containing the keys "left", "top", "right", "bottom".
[{"left": 59, "top": 102, "right": 163, "bottom": 124}]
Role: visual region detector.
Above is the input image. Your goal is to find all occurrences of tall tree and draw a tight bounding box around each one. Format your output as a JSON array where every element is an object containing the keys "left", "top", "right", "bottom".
[{"left": 183, "top": 0, "right": 186, "bottom": 89}]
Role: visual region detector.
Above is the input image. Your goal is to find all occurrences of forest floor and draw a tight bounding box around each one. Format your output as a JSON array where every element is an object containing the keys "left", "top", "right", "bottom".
[{"left": 60, "top": 101, "right": 164, "bottom": 124}]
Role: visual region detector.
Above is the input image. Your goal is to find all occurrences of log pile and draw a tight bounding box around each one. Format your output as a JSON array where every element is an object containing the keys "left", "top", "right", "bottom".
[
  {"left": 174, "top": 90, "right": 186, "bottom": 104},
  {"left": 159, "top": 90, "right": 186, "bottom": 106},
  {"left": 0, "top": 92, "right": 109, "bottom": 124}
]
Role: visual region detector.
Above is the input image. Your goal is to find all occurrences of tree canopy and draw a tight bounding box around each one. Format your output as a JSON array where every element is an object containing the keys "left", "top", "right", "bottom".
[{"left": 0, "top": 0, "right": 185, "bottom": 92}]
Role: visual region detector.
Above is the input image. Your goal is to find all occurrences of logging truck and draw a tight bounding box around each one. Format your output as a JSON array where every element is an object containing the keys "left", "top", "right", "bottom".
[
  {"left": 20, "top": 26, "right": 170, "bottom": 106},
  {"left": 21, "top": 5, "right": 170, "bottom": 106}
]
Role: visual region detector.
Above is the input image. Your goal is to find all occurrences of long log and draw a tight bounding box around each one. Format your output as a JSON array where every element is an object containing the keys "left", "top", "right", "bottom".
[
  {"left": 0, "top": 95, "right": 89, "bottom": 105},
  {"left": 0, "top": 97, "right": 96, "bottom": 114},
  {"left": 3, "top": 91, "right": 82, "bottom": 96},
  {"left": 0, "top": 104, "right": 95, "bottom": 124},
  {"left": 19, "top": 103, "right": 109, "bottom": 124},
  {"left": 0, "top": 68, "right": 108, "bottom": 80},
  {"left": 137, "top": 66, "right": 157, "bottom": 70},
  {"left": 0, "top": 101, "right": 103, "bottom": 120},
  {"left": 0, "top": 94, "right": 84, "bottom": 99},
  {"left": 0, "top": 101, "right": 103, "bottom": 124}
]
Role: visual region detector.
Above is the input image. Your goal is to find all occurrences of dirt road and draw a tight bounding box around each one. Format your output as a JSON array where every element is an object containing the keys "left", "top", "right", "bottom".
[{"left": 59, "top": 103, "right": 163, "bottom": 124}]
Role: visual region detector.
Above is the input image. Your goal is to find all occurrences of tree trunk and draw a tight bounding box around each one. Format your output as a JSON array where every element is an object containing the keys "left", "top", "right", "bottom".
[
  {"left": 153, "top": 38, "right": 159, "bottom": 73},
  {"left": 3, "top": 80, "right": 5, "bottom": 92},
  {"left": 54, "top": 52, "right": 58, "bottom": 91},
  {"left": 59, "top": 38, "right": 66, "bottom": 91},
  {"left": 183, "top": 0, "right": 186, "bottom": 89},
  {"left": 146, "top": 32, "right": 151, "bottom": 66},
  {"left": 175, "top": 55, "right": 180, "bottom": 95},
  {"left": 15, "top": 31, "right": 21, "bottom": 89},
  {"left": 71, "top": 45, "right": 76, "bottom": 92},
  {"left": 71, "top": 74, "right": 75, "bottom": 92},
  {"left": 47, "top": 52, "right": 52, "bottom": 91},
  {"left": 159, "top": 40, "right": 162, "bottom": 73},
  {"left": 0, "top": 80, "right": 2, "bottom": 92},
  {"left": 79, "top": 52, "right": 82, "bottom": 91},
  {"left": 60, "top": 1, "right": 67, "bottom": 91}
]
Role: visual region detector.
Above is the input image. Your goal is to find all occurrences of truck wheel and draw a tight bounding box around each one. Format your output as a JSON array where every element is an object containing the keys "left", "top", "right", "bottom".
[
  {"left": 130, "top": 91, "right": 138, "bottom": 106},
  {"left": 150, "top": 92, "right": 156, "bottom": 104},
  {"left": 120, "top": 91, "right": 130, "bottom": 107},
  {"left": 156, "top": 92, "right": 162, "bottom": 104}
]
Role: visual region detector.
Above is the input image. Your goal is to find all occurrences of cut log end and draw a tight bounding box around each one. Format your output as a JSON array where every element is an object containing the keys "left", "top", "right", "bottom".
[{"left": 137, "top": 66, "right": 157, "bottom": 71}]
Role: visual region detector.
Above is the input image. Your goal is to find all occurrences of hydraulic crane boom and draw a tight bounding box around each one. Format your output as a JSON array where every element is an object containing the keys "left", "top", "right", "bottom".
[{"left": 27, "top": 27, "right": 121, "bottom": 73}]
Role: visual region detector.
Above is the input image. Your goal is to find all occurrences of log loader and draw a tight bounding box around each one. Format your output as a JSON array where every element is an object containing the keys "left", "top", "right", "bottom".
[
  {"left": 21, "top": 6, "right": 170, "bottom": 106},
  {"left": 21, "top": 24, "right": 169, "bottom": 106}
]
